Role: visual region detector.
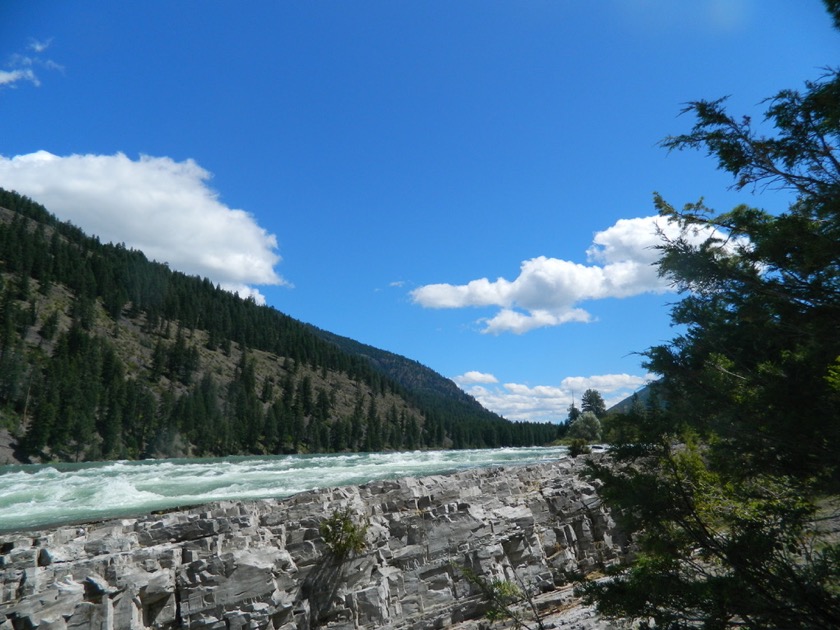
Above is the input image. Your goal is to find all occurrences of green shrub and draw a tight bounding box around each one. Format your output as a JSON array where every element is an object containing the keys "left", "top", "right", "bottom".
[
  {"left": 568, "top": 438, "right": 591, "bottom": 458},
  {"left": 319, "top": 508, "right": 368, "bottom": 558}
]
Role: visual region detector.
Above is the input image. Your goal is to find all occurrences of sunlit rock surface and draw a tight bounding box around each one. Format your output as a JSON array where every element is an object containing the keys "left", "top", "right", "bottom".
[{"left": 0, "top": 456, "right": 628, "bottom": 629}]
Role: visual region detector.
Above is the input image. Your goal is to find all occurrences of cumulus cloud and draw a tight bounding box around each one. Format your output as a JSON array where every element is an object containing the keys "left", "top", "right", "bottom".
[
  {"left": 453, "top": 371, "right": 499, "bottom": 385},
  {"left": 411, "top": 215, "right": 687, "bottom": 334},
  {"left": 453, "top": 371, "right": 653, "bottom": 422},
  {"left": 1, "top": 38, "right": 61, "bottom": 89},
  {"left": 0, "top": 151, "right": 288, "bottom": 303}
]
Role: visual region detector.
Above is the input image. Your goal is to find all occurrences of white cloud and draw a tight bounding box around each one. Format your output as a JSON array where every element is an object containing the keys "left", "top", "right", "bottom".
[
  {"left": 28, "top": 38, "right": 53, "bottom": 54},
  {"left": 0, "top": 151, "right": 289, "bottom": 303},
  {"left": 0, "top": 68, "right": 38, "bottom": 87},
  {"left": 411, "top": 214, "right": 733, "bottom": 334},
  {"left": 587, "top": 216, "right": 665, "bottom": 267},
  {"left": 455, "top": 372, "right": 653, "bottom": 422},
  {"left": 411, "top": 215, "right": 688, "bottom": 334},
  {"left": 1, "top": 39, "right": 61, "bottom": 89},
  {"left": 560, "top": 373, "right": 654, "bottom": 396},
  {"left": 452, "top": 371, "right": 499, "bottom": 385},
  {"left": 481, "top": 306, "right": 592, "bottom": 335}
]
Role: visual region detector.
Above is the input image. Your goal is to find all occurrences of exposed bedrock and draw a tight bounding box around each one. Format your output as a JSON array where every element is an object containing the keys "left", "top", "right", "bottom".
[{"left": 0, "top": 456, "right": 628, "bottom": 629}]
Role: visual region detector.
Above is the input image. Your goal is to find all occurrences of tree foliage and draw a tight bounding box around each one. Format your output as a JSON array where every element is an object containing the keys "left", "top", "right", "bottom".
[
  {"left": 567, "top": 410, "right": 601, "bottom": 442},
  {"left": 459, "top": 565, "right": 545, "bottom": 630},
  {"left": 582, "top": 6, "right": 840, "bottom": 627},
  {"left": 580, "top": 388, "right": 607, "bottom": 418},
  {"left": 319, "top": 508, "right": 368, "bottom": 559}
]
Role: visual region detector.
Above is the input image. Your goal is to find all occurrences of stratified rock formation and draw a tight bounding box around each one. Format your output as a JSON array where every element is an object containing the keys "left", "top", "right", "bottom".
[{"left": 0, "top": 457, "right": 627, "bottom": 629}]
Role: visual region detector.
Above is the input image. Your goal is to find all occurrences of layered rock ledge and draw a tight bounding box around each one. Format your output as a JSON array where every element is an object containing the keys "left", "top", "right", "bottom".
[{"left": 0, "top": 456, "right": 627, "bottom": 629}]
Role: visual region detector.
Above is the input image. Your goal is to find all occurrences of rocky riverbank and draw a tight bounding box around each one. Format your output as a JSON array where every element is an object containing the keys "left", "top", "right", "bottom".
[{"left": 0, "top": 456, "right": 629, "bottom": 629}]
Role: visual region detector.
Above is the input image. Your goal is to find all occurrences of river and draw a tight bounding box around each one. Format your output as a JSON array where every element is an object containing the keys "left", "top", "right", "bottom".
[{"left": 0, "top": 446, "right": 571, "bottom": 532}]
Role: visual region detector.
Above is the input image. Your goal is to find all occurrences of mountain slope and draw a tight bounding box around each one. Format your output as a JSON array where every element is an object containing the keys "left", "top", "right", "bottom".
[
  {"left": 308, "top": 326, "right": 498, "bottom": 417},
  {"left": 0, "top": 188, "right": 558, "bottom": 462}
]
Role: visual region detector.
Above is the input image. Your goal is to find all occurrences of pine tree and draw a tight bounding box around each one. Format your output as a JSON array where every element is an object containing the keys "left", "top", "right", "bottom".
[{"left": 580, "top": 389, "right": 606, "bottom": 418}]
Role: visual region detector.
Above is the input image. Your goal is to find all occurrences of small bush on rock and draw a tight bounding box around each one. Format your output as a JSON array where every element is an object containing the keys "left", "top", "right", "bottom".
[
  {"left": 320, "top": 508, "right": 368, "bottom": 559},
  {"left": 568, "top": 438, "right": 591, "bottom": 458}
]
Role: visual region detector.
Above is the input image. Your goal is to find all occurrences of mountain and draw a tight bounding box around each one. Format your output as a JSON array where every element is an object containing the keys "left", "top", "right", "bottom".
[
  {"left": 307, "top": 326, "right": 498, "bottom": 417},
  {"left": 605, "top": 382, "right": 659, "bottom": 415},
  {"left": 0, "top": 188, "right": 558, "bottom": 463}
]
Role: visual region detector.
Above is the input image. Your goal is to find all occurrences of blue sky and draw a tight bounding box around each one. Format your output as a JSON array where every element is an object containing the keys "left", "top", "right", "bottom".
[{"left": 0, "top": 1, "right": 837, "bottom": 422}]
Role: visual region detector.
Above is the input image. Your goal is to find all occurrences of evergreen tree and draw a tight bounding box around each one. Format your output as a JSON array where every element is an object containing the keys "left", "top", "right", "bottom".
[
  {"left": 583, "top": 8, "right": 840, "bottom": 626},
  {"left": 349, "top": 393, "right": 365, "bottom": 449},
  {"left": 580, "top": 389, "right": 606, "bottom": 419},
  {"left": 363, "top": 396, "right": 382, "bottom": 452},
  {"left": 39, "top": 309, "right": 59, "bottom": 342}
]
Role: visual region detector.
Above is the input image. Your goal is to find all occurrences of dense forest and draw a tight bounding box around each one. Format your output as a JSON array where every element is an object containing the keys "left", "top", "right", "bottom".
[{"left": 0, "top": 188, "right": 560, "bottom": 462}]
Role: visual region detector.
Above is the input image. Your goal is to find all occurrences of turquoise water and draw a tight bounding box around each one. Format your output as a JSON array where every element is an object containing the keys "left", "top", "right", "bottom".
[{"left": 0, "top": 446, "right": 570, "bottom": 532}]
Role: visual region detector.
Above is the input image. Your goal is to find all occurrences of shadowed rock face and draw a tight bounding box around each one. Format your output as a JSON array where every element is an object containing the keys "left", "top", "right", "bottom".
[{"left": 0, "top": 457, "right": 627, "bottom": 629}]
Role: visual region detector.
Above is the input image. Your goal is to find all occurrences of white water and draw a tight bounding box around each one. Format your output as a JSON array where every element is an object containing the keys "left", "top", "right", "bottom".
[{"left": 0, "top": 446, "right": 570, "bottom": 533}]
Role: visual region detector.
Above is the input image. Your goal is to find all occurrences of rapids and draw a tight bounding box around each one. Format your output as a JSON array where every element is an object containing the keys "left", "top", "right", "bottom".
[{"left": 0, "top": 445, "right": 570, "bottom": 532}]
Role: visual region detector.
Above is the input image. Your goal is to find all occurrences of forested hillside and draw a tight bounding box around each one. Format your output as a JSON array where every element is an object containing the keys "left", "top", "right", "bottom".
[{"left": 0, "top": 188, "right": 558, "bottom": 462}]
